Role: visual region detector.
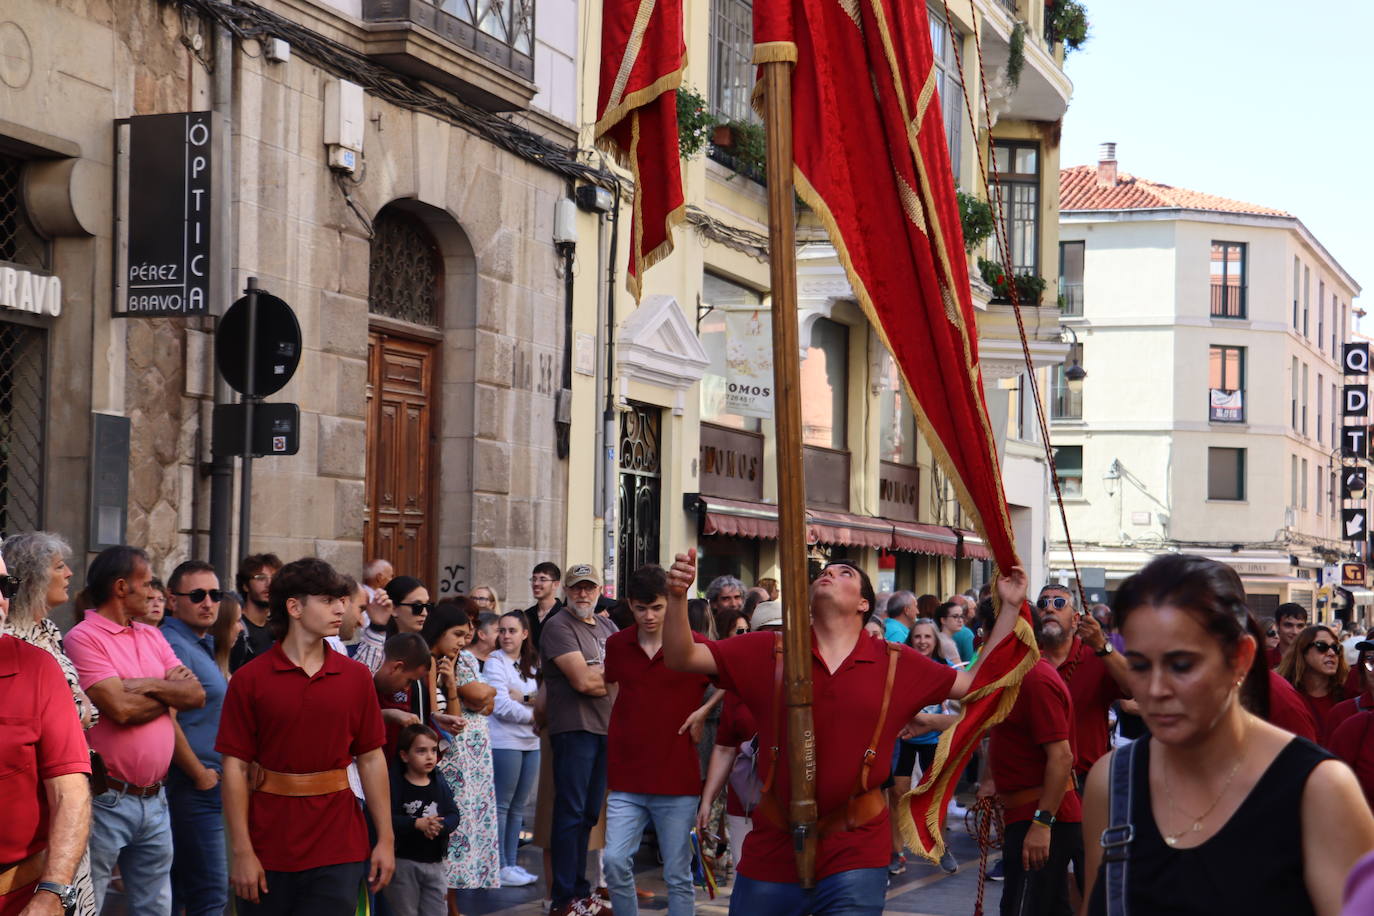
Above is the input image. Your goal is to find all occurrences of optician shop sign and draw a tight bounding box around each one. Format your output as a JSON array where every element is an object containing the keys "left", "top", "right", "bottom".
[{"left": 115, "top": 111, "right": 212, "bottom": 317}]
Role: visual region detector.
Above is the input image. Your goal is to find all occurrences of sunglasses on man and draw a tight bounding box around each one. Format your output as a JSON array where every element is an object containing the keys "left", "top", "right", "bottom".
[
  {"left": 173, "top": 588, "right": 225, "bottom": 603},
  {"left": 0, "top": 575, "right": 20, "bottom": 600},
  {"left": 1036, "top": 596, "right": 1071, "bottom": 610}
]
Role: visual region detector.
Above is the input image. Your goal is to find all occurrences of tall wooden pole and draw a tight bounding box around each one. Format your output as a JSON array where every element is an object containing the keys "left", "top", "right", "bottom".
[{"left": 761, "top": 58, "right": 819, "bottom": 887}]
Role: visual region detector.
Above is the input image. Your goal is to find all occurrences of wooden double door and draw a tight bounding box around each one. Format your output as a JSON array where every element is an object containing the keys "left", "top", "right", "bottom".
[{"left": 365, "top": 330, "right": 436, "bottom": 585}]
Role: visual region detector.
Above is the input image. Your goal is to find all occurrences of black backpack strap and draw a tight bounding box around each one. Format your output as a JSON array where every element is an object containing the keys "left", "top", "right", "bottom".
[{"left": 1100, "top": 738, "right": 1139, "bottom": 916}]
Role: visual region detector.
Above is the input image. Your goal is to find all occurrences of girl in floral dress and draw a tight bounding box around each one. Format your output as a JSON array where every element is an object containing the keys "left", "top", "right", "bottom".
[{"left": 425, "top": 598, "right": 502, "bottom": 899}]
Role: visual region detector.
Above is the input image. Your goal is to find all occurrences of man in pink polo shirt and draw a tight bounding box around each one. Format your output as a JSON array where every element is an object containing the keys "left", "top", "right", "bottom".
[{"left": 64, "top": 546, "right": 206, "bottom": 915}]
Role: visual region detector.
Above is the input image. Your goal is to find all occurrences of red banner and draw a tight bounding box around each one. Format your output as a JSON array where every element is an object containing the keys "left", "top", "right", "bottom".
[
  {"left": 752, "top": 0, "right": 1037, "bottom": 861},
  {"left": 594, "top": 0, "right": 687, "bottom": 300}
]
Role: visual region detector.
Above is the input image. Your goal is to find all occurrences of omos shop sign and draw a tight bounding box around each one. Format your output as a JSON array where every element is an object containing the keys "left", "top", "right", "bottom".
[{"left": 0, "top": 263, "right": 61, "bottom": 317}]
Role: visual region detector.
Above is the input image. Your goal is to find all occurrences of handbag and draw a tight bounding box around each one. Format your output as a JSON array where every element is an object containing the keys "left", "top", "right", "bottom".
[
  {"left": 727, "top": 736, "right": 763, "bottom": 814},
  {"left": 1100, "top": 738, "right": 1141, "bottom": 916},
  {"left": 88, "top": 749, "right": 109, "bottom": 796}
]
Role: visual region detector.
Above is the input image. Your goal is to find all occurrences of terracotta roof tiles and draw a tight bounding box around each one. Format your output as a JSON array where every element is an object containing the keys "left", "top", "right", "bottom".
[{"left": 1059, "top": 165, "right": 1291, "bottom": 217}]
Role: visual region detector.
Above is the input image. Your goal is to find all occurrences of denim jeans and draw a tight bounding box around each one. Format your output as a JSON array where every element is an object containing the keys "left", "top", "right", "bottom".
[
  {"left": 492, "top": 747, "right": 541, "bottom": 868},
  {"left": 88, "top": 788, "right": 174, "bottom": 915},
  {"left": 729, "top": 867, "right": 888, "bottom": 916},
  {"left": 604, "top": 792, "right": 698, "bottom": 916},
  {"left": 550, "top": 731, "right": 608, "bottom": 907},
  {"left": 165, "top": 769, "right": 227, "bottom": 915}
]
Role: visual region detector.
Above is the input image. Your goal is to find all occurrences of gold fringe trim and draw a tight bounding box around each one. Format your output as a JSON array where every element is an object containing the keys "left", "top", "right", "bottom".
[
  {"left": 753, "top": 41, "right": 799, "bottom": 64},
  {"left": 594, "top": 65, "right": 685, "bottom": 142}
]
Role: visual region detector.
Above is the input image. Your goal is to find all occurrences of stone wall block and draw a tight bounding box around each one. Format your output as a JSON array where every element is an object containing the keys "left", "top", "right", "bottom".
[
  {"left": 472, "top": 438, "right": 512, "bottom": 494},
  {"left": 467, "top": 548, "right": 508, "bottom": 595},
  {"left": 317, "top": 415, "right": 366, "bottom": 479},
  {"left": 337, "top": 357, "right": 368, "bottom": 419},
  {"left": 320, "top": 292, "right": 370, "bottom": 358},
  {"left": 474, "top": 332, "right": 513, "bottom": 388},
  {"left": 480, "top": 228, "right": 517, "bottom": 284},
  {"left": 314, "top": 539, "right": 364, "bottom": 575},
  {"left": 471, "top": 493, "right": 507, "bottom": 548},
  {"left": 340, "top": 234, "right": 371, "bottom": 299},
  {"left": 509, "top": 499, "right": 533, "bottom": 549},
  {"left": 333, "top": 479, "right": 365, "bottom": 540},
  {"left": 147, "top": 502, "right": 178, "bottom": 554},
  {"left": 474, "top": 385, "right": 509, "bottom": 441}
]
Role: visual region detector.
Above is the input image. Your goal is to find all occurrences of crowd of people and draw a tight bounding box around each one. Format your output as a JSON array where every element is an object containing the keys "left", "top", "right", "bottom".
[{"left": 6, "top": 532, "right": 1374, "bottom": 916}]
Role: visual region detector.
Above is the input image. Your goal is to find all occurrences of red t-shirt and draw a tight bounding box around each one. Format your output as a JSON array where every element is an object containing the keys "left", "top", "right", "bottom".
[
  {"left": 216, "top": 643, "right": 386, "bottom": 872},
  {"left": 1345, "top": 667, "right": 1363, "bottom": 699},
  {"left": 1267, "top": 672, "right": 1318, "bottom": 742},
  {"left": 1329, "top": 711, "right": 1374, "bottom": 810},
  {"left": 715, "top": 691, "right": 758, "bottom": 817},
  {"left": 708, "top": 630, "right": 957, "bottom": 883},
  {"left": 989, "top": 659, "right": 1082, "bottom": 825},
  {"left": 1323, "top": 694, "right": 1374, "bottom": 743},
  {"left": 0, "top": 637, "right": 91, "bottom": 867},
  {"left": 1056, "top": 639, "right": 1125, "bottom": 777},
  {"left": 1267, "top": 645, "right": 1283, "bottom": 669},
  {"left": 1302, "top": 691, "right": 1340, "bottom": 745},
  {"left": 605, "top": 627, "right": 711, "bottom": 796}
]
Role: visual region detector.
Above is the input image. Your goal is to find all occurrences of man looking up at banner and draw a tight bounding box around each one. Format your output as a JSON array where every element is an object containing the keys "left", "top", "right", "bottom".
[{"left": 662, "top": 549, "right": 1028, "bottom": 915}]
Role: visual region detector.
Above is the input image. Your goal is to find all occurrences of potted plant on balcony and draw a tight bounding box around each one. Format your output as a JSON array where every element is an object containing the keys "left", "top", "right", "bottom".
[
  {"left": 978, "top": 257, "right": 1046, "bottom": 306},
  {"left": 1045, "top": 0, "right": 1090, "bottom": 51},
  {"left": 710, "top": 120, "right": 767, "bottom": 182},
  {"left": 957, "top": 191, "right": 995, "bottom": 253},
  {"left": 676, "top": 86, "right": 714, "bottom": 159}
]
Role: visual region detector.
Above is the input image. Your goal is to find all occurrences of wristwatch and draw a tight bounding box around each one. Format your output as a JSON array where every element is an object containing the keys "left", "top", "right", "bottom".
[
  {"left": 35, "top": 882, "right": 78, "bottom": 915},
  {"left": 1032, "top": 809, "right": 1057, "bottom": 828},
  {"left": 1094, "top": 641, "right": 1114, "bottom": 657}
]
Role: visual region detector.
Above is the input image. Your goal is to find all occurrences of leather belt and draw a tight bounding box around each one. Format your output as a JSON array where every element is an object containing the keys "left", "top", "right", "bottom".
[
  {"left": 0, "top": 848, "right": 45, "bottom": 896},
  {"left": 252, "top": 766, "right": 350, "bottom": 797},
  {"left": 105, "top": 776, "right": 163, "bottom": 798},
  {"left": 998, "top": 776, "right": 1077, "bottom": 811}
]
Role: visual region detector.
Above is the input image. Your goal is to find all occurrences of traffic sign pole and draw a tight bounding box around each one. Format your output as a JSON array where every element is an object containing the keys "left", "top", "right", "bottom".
[{"left": 238, "top": 278, "right": 260, "bottom": 560}]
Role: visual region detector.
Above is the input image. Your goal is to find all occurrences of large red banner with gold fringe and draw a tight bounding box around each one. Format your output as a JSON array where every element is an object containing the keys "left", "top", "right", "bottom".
[
  {"left": 594, "top": 0, "right": 687, "bottom": 300},
  {"left": 752, "top": 0, "right": 1037, "bottom": 862}
]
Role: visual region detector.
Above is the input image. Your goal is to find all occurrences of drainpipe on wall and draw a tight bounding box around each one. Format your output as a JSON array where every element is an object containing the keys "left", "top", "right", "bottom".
[
  {"left": 602, "top": 184, "right": 621, "bottom": 593},
  {"left": 206, "top": 22, "right": 236, "bottom": 582}
]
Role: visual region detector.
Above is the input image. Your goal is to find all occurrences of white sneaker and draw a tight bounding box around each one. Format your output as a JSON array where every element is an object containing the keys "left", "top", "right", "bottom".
[
  {"left": 501, "top": 865, "right": 537, "bottom": 887},
  {"left": 514, "top": 865, "right": 540, "bottom": 884}
]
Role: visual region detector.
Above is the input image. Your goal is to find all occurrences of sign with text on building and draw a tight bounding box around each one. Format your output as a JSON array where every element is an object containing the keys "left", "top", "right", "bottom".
[
  {"left": 724, "top": 309, "right": 773, "bottom": 419},
  {"left": 1342, "top": 426, "right": 1370, "bottom": 460},
  {"left": 1346, "top": 385, "right": 1369, "bottom": 417},
  {"left": 1345, "top": 343, "right": 1370, "bottom": 377},
  {"left": 115, "top": 111, "right": 212, "bottom": 317},
  {"left": 1343, "top": 563, "right": 1367, "bottom": 587},
  {"left": 0, "top": 261, "right": 61, "bottom": 317},
  {"left": 1344, "top": 506, "right": 1368, "bottom": 541}
]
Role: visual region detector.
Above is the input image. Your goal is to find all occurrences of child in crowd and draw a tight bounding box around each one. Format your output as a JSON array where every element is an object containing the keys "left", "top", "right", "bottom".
[{"left": 386, "top": 724, "right": 461, "bottom": 915}]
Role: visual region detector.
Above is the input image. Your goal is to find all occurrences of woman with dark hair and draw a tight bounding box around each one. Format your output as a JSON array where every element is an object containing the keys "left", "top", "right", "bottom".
[
  {"left": 487, "top": 610, "right": 541, "bottom": 887},
  {"left": 931, "top": 601, "right": 965, "bottom": 667},
  {"left": 468, "top": 612, "right": 500, "bottom": 673},
  {"left": 143, "top": 576, "right": 168, "bottom": 626},
  {"left": 686, "top": 597, "right": 714, "bottom": 638},
  {"left": 1278, "top": 624, "right": 1351, "bottom": 744},
  {"left": 424, "top": 598, "right": 501, "bottom": 896},
  {"left": 1081, "top": 554, "right": 1374, "bottom": 916},
  {"left": 386, "top": 575, "right": 433, "bottom": 636},
  {"left": 714, "top": 606, "right": 750, "bottom": 639}
]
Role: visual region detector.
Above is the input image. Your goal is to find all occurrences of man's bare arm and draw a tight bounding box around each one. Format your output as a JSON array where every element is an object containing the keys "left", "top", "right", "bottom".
[
  {"left": 950, "top": 566, "right": 1029, "bottom": 699},
  {"left": 663, "top": 550, "right": 717, "bottom": 675},
  {"left": 552, "top": 652, "right": 607, "bottom": 696},
  {"left": 38, "top": 774, "right": 89, "bottom": 885},
  {"left": 84, "top": 677, "right": 168, "bottom": 726}
]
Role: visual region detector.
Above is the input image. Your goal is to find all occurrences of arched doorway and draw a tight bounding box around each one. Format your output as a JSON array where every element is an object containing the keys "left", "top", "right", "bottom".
[{"left": 365, "top": 205, "right": 443, "bottom": 585}]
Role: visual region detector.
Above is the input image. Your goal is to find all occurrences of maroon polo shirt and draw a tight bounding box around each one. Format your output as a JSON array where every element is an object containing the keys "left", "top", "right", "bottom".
[
  {"left": 989, "top": 659, "right": 1082, "bottom": 825},
  {"left": 715, "top": 691, "right": 758, "bottom": 817},
  {"left": 708, "top": 629, "right": 956, "bottom": 883},
  {"left": 1267, "top": 671, "right": 1318, "bottom": 742},
  {"left": 1323, "top": 693, "right": 1374, "bottom": 743},
  {"left": 1329, "top": 711, "right": 1374, "bottom": 810},
  {"left": 0, "top": 636, "right": 90, "bottom": 868},
  {"left": 216, "top": 643, "right": 385, "bottom": 872},
  {"left": 1056, "top": 638, "right": 1125, "bottom": 777},
  {"left": 604, "top": 626, "right": 710, "bottom": 796}
]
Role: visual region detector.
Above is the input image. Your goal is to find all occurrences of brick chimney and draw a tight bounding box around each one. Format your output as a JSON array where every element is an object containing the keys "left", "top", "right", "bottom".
[{"left": 1096, "top": 142, "right": 1118, "bottom": 188}]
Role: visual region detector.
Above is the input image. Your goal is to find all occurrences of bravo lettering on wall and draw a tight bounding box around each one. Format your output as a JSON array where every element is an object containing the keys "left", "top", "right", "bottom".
[
  {"left": 114, "top": 111, "right": 212, "bottom": 317},
  {"left": 0, "top": 263, "right": 61, "bottom": 316}
]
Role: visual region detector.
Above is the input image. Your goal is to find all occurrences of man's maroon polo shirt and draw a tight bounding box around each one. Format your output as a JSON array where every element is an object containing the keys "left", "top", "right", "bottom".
[
  {"left": 1268, "top": 671, "right": 1318, "bottom": 742},
  {"left": 0, "top": 636, "right": 90, "bottom": 866},
  {"left": 1323, "top": 692, "right": 1374, "bottom": 744},
  {"left": 604, "top": 626, "right": 710, "bottom": 796},
  {"left": 216, "top": 643, "right": 385, "bottom": 872},
  {"left": 708, "top": 629, "right": 956, "bottom": 883},
  {"left": 989, "top": 659, "right": 1082, "bottom": 825},
  {"left": 1329, "top": 711, "right": 1374, "bottom": 809},
  {"left": 1056, "top": 638, "right": 1124, "bottom": 777}
]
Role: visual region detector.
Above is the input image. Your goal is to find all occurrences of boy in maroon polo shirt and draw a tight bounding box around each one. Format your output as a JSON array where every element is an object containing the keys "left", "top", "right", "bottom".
[
  {"left": 216, "top": 558, "right": 394, "bottom": 915},
  {"left": 662, "top": 550, "right": 1028, "bottom": 916},
  {"left": 602, "top": 565, "right": 715, "bottom": 916}
]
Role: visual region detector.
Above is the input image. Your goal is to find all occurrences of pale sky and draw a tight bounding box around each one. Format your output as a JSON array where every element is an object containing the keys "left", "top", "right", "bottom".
[{"left": 1058, "top": 0, "right": 1370, "bottom": 325}]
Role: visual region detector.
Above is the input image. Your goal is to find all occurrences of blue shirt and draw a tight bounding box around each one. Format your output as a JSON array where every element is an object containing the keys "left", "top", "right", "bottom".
[
  {"left": 161, "top": 616, "right": 228, "bottom": 770},
  {"left": 883, "top": 618, "right": 911, "bottom": 644},
  {"left": 951, "top": 626, "right": 975, "bottom": 663}
]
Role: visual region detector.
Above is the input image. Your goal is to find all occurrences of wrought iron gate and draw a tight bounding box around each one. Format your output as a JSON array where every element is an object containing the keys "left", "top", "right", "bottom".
[
  {"left": 618, "top": 402, "right": 662, "bottom": 594},
  {"left": 0, "top": 322, "right": 46, "bottom": 536}
]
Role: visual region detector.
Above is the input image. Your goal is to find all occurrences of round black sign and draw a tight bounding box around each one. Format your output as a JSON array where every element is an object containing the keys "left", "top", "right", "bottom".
[{"left": 215, "top": 291, "right": 302, "bottom": 397}]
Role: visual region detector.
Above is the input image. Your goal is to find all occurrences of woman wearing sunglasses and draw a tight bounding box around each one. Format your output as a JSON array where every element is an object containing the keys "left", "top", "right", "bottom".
[
  {"left": 1080, "top": 555, "right": 1374, "bottom": 916},
  {"left": 385, "top": 575, "right": 434, "bottom": 636},
  {"left": 1278, "top": 625, "right": 1351, "bottom": 746}
]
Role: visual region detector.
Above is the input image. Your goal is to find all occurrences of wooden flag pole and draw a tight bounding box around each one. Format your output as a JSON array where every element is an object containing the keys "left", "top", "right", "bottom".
[{"left": 760, "top": 58, "right": 819, "bottom": 888}]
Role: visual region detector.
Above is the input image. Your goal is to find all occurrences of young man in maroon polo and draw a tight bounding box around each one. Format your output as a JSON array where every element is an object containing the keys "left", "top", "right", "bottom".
[
  {"left": 1032, "top": 584, "right": 1132, "bottom": 785},
  {"left": 984, "top": 625, "right": 1080, "bottom": 915},
  {"left": 602, "top": 565, "right": 715, "bottom": 916},
  {"left": 662, "top": 551, "right": 1028, "bottom": 915},
  {"left": 0, "top": 553, "right": 90, "bottom": 916},
  {"left": 216, "top": 558, "right": 395, "bottom": 915}
]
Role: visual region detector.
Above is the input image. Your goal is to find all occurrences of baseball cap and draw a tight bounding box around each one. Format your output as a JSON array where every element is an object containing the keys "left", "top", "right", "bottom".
[
  {"left": 751, "top": 600, "right": 783, "bottom": 629},
  {"left": 564, "top": 564, "right": 603, "bottom": 588},
  {"left": 1355, "top": 640, "right": 1374, "bottom": 653}
]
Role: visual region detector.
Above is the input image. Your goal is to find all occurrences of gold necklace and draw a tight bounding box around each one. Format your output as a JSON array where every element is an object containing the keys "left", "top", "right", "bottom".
[{"left": 1160, "top": 717, "right": 1249, "bottom": 847}]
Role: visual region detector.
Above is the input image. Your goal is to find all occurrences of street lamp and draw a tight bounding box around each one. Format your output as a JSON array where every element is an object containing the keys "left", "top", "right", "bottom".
[
  {"left": 1103, "top": 458, "right": 1121, "bottom": 497},
  {"left": 1061, "top": 325, "right": 1087, "bottom": 393}
]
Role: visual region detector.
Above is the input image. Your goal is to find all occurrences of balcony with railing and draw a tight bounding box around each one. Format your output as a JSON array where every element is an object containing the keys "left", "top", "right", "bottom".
[
  {"left": 1210, "top": 282, "right": 1246, "bottom": 319},
  {"left": 1059, "top": 278, "right": 1083, "bottom": 316}
]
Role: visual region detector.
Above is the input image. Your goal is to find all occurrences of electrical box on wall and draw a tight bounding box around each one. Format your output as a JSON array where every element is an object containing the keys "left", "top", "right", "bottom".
[
  {"left": 325, "top": 79, "right": 364, "bottom": 172},
  {"left": 553, "top": 198, "right": 577, "bottom": 245}
]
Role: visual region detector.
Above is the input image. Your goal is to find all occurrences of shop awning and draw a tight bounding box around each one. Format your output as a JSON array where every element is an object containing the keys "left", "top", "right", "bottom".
[
  {"left": 806, "top": 510, "right": 895, "bottom": 549},
  {"left": 959, "top": 530, "right": 991, "bottom": 560},
  {"left": 698, "top": 496, "right": 780, "bottom": 540},
  {"left": 891, "top": 522, "right": 960, "bottom": 557}
]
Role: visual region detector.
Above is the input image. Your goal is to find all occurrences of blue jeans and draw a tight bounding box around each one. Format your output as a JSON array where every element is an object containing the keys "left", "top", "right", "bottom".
[
  {"left": 550, "top": 731, "right": 608, "bottom": 906},
  {"left": 165, "top": 769, "right": 227, "bottom": 915},
  {"left": 604, "top": 792, "right": 697, "bottom": 916},
  {"left": 729, "top": 867, "right": 889, "bottom": 916},
  {"left": 88, "top": 788, "right": 174, "bottom": 915},
  {"left": 492, "top": 747, "right": 541, "bottom": 868}
]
